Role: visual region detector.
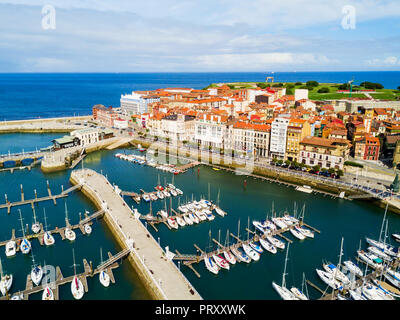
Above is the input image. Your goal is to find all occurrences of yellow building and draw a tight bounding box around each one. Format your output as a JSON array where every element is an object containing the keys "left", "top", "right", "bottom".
[{"left": 285, "top": 119, "right": 311, "bottom": 162}]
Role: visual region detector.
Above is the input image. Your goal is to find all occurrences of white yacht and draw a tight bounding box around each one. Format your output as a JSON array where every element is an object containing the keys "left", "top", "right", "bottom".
[
  {"left": 84, "top": 223, "right": 92, "bottom": 235},
  {"left": 212, "top": 255, "right": 230, "bottom": 270},
  {"left": 214, "top": 207, "right": 227, "bottom": 217},
  {"left": 18, "top": 209, "right": 31, "bottom": 255},
  {"left": 295, "top": 225, "right": 314, "bottom": 238},
  {"left": 142, "top": 194, "right": 151, "bottom": 202},
  {"left": 189, "top": 212, "right": 199, "bottom": 224},
  {"left": 43, "top": 231, "right": 55, "bottom": 246},
  {"left": 367, "top": 246, "right": 392, "bottom": 262},
  {"left": 316, "top": 269, "right": 343, "bottom": 290},
  {"left": 5, "top": 240, "right": 16, "bottom": 257},
  {"left": 231, "top": 247, "right": 251, "bottom": 264},
  {"left": 204, "top": 256, "right": 219, "bottom": 275},
  {"left": 242, "top": 244, "right": 260, "bottom": 261},
  {"left": 343, "top": 260, "right": 363, "bottom": 278},
  {"left": 271, "top": 217, "right": 288, "bottom": 229},
  {"left": 31, "top": 208, "right": 41, "bottom": 234},
  {"left": 31, "top": 265, "right": 43, "bottom": 286},
  {"left": 170, "top": 189, "right": 178, "bottom": 197},
  {"left": 223, "top": 250, "right": 236, "bottom": 265},
  {"left": 157, "top": 191, "right": 164, "bottom": 200},
  {"left": 266, "top": 235, "right": 285, "bottom": 250},
  {"left": 362, "top": 283, "right": 394, "bottom": 300},
  {"left": 0, "top": 259, "right": 12, "bottom": 296},
  {"left": 42, "top": 286, "right": 54, "bottom": 300},
  {"left": 322, "top": 263, "right": 350, "bottom": 285},
  {"left": 290, "top": 287, "right": 308, "bottom": 300},
  {"left": 259, "top": 238, "right": 277, "bottom": 254},
  {"left": 71, "top": 249, "right": 84, "bottom": 300},
  {"left": 99, "top": 270, "right": 110, "bottom": 288},
  {"left": 65, "top": 227, "right": 76, "bottom": 241},
  {"left": 183, "top": 215, "right": 193, "bottom": 225},
  {"left": 167, "top": 217, "right": 179, "bottom": 230},
  {"left": 176, "top": 216, "right": 186, "bottom": 227},
  {"left": 357, "top": 250, "right": 384, "bottom": 270},
  {"left": 289, "top": 227, "right": 306, "bottom": 240}
]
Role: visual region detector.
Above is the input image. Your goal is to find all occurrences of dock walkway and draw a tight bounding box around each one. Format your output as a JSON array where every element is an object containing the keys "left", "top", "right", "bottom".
[{"left": 70, "top": 168, "right": 202, "bottom": 300}]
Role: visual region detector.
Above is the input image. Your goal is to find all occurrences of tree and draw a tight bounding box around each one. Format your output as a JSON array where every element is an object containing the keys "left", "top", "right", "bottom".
[
  {"left": 306, "top": 80, "right": 319, "bottom": 88},
  {"left": 227, "top": 84, "right": 235, "bottom": 89},
  {"left": 313, "top": 165, "right": 320, "bottom": 172},
  {"left": 285, "top": 160, "right": 291, "bottom": 166},
  {"left": 257, "top": 83, "right": 267, "bottom": 89},
  {"left": 295, "top": 82, "right": 302, "bottom": 86},
  {"left": 338, "top": 83, "right": 350, "bottom": 90},
  {"left": 398, "top": 86, "right": 400, "bottom": 91},
  {"left": 317, "top": 87, "right": 330, "bottom": 93},
  {"left": 277, "top": 160, "right": 284, "bottom": 165},
  {"left": 272, "top": 157, "right": 278, "bottom": 163},
  {"left": 328, "top": 168, "right": 335, "bottom": 174},
  {"left": 337, "top": 169, "right": 344, "bottom": 177}
]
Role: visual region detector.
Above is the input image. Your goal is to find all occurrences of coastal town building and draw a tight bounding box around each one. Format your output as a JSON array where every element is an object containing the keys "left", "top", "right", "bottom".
[
  {"left": 285, "top": 119, "right": 311, "bottom": 162},
  {"left": 299, "top": 136, "right": 350, "bottom": 170},
  {"left": 120, "top": 92, "right": 160, "bottom": 115},
  {"left": 269, "top": 117, "right": 290, "bottom": 159},
  {"left": 232, "top": 122, "right": 270, "bottom": 158}
]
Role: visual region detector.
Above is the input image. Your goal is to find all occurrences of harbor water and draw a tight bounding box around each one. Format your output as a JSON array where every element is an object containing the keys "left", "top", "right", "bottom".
[{"left": 1, "top": 133, "right": 399, "bottom": 299}]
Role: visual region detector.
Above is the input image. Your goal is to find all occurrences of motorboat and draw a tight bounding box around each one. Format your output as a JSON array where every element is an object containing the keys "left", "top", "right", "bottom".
[
  {"left": 11, "top": 293, "right": 23, "bottom": 300},
  {"left": 249, "top": 241, "right": 264, "bottom": 254},
  {"left": 158, "top": 210, "right": 168, "bottom": 219},
  {"left": 195, "top": 211, "right": 207, "bottom": 222},
  {"left": 214, "top": 207, "right": 227, "bottom": 217},
  {"left": 367, "top": 246, "right": 392, "bottom": 262},
  {"left": 259, "top": 238, "right": 277, "bottom": 254},
  {"left": 295, "top": 225, "right": 314, "bottom": 239},
  {"left": 65, "top": 228, "right": 76, "bottom": 241},
  {"left": 290, "top": 287, "right": 308, "bottom": 300},
  {"left": 176, "top": 216, "right": 186, "bottom": 227},
  {"left": 231, "top": 247, "right": 251, "bottom": 264},
  {"left": 322, "top": 263, "right": 350, "bottom": 285},
  {"left": 392, "top": 233, "right": 400, "bottom": 243},
  {"left": 272, "top": 282, "right": 299, "bottom": 300},
  {"left": 253, "top": 221, "right": 268, "bottom": 234},
  {"left": 157, "top": 191, "right": 164, "bottom": 199},
  {"left": 178, "top": 205, "right": 188, "bottom": 213},
  {"left": 31, "top": 265, "right": 43, "bottom": 286},
  {"left": 20, "top": 238, "right": 32, "bottom": 254},
  {"left": 362, "top": 283, "right": 394, "bottom": 300},
  {"left": 259, "top": 219, "right": 277, "bottom": 232},
  {"left": 99, "top": 270, "right": 110, "bottom": 287},
  {"left": 383, "top": 269, "right": 400, "bottom": 289},
  {"left": 163, "top": 191, "right": 171, "bottom": 198},
  {"left": 349, "top": 287, "right": 367, "bottom": 300},
  {"left": 212, "top": 255, "right": 230, "bottom": 270},
  {"left": 42, "top": 286, "right": 54, "bottom": 300},
  {"left": 149, "top": 193, "right": 158, "bottom": 201},
  {"left": 142, "top": 194, "right": 151, "bottom": 202},
  {"left": 167, "top": 217, "right": 179, "bottom": 230},
  {"left": 357, "top": 250, "right": 384, "bottom": 270},
  {"left": 5, "top": 241, "right": 16, "bottom": 257},
  {"left": 84, "top": 223, "right": 92, "bottom": 235},
  {"left": 204, "top": 256, "right": 219, "bottom": 275},
  {"left": 189, "top": 212, "right": 199, "bottom": 224},
  {"left": 365, "top": 237, "right": 398, "bottom": 257},
  {"left": 289, "top": 227, "right": 306, "bottom": 240},
  {"left": 43, "top": 231, "right": 55, "bottom": 246},
  {"left": 315, "top": 269, "right": 343, "bottom": 290},
  {"left": 31, "top": 222, "right": 41, "bottom": 234},
  {"left": 183, "top": 214, "right": 193, "bottom": 225},
  {"left": 71, "top": 276, "right": 84, "bottom": 299},
  {"left": 204, "top": 211, "right": 215, "bottom": 221},
  {"left": 242, "top": 244, "right": 260, "bottom": 261},
  {"left": 272, "top": 217, "right": 288, "bottom": 229},
  {"left": 372, "top": 279, "right": 400, "bottom": 299},
  {"left": 223, "top": 250, "right": 236, "bottom": 264},
  {"left": 266, "top": 235, "right": 285, "bottom": 250},
  {"left": 343, "top": 260, "right": 363, "bottom": 278}
]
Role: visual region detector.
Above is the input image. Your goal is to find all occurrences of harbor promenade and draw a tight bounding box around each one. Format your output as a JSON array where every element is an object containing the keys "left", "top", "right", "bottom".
[{"left": 70, "top": 168, "right": 202, "bottom": 300}]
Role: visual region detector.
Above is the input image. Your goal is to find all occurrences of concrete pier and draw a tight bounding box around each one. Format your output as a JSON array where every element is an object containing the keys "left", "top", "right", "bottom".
[{"left": 70, "top": 168, "right": 202, "bottom": 300}]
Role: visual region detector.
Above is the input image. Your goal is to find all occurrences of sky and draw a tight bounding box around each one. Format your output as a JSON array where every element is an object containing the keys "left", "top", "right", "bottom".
[{"left": 0, "top": 0, "right": 400, "bottom": 72}]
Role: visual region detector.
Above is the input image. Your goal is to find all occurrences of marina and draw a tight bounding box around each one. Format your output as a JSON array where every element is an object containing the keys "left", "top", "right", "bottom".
[{"left": 1, "top": 134, "right": 400, "bottom": 300}]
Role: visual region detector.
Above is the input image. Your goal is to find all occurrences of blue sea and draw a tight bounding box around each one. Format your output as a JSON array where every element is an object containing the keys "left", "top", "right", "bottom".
[{"left": 0, "top": 72, "right": 399, "bottom": 121}]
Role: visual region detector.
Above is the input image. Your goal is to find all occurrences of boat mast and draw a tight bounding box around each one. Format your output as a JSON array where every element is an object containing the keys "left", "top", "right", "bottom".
[
  {"left": 237, "top": 219, "right": 241, "bottom": 241},
  {"left": 18, "top": 209, "right": 26, "bottom": 238},
  {"left": 332, "top": 237, "right": 344, "bottom": 299},
  {"left": 247, "top": 216, "right": 250, "bottom": 241},
  {"left": 33, "top": 207, "right": 37, "bottom": 225},
  {"left": 208, "top": 183, "right": 210, "bottom": 201},
  {"left": 379, "top": 203, "right": 388, "bottom": 243},
  {"left": 64, "top": 201, "right": 69, "bottom": 226},
  {"left": 0, "top": 258, "right": 3, "bottom": 279},
  {"left": 100, "top": 247, "right": 104, "bottom": 265},
  {"left": 217, "top": 189, "right": 220, "bottom": 207},
  {"left": 43, "top": 208, "right": 48, "bottom": 232},
  {"left": 72, "top": 248, "right": 77, "bottom": 276},
  {"left": 282, "top": 243, "right": 290, "bottom": 289}
]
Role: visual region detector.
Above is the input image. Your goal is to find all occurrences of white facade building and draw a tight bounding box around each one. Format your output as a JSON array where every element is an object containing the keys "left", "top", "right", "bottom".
[
  {"left": 120, "top": 92, "right": 160, "bottom": 116},
  {"left": 71, "top": 128, "right": 100, "bottom": 146},
  {"left": 295, "top": 89, "right": 309, "bottom": 101},
  {"left": 194, "top": 114, "right": 230, "bottom": 150},
  {"left": 269, "top": 117, "right": 290, "bottom": 159},
  {"left": 161, "top": 114, "right": 195, "bottom": 141}
]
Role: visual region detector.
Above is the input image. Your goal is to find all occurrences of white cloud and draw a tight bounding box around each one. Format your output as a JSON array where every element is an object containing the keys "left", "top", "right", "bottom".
[{"left": 366, "top": 56, "right": 400, "bottom": 66}]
